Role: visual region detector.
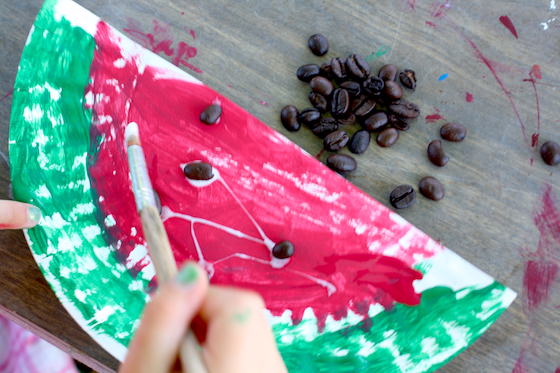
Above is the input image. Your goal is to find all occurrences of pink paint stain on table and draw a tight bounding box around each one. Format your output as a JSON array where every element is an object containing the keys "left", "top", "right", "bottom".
[
  {"left": 499, "top": 15, "right": 519, "bottom": 39},
  {"left": 406, "top": 0, "right": 416, "bottom": 10},
  {"left": 430, "top": 0, "right": 451, "bottom": 18},
  {"left": 465, "top": 92, "right": 474, "bottom": 102},
  {"left": 425, "top": 109, "right": 445, "bottom": 123},
  {"left": 512, "top": 184, "right": 560, "bottom": 373},
  {"left": 123, "top": 19, "right": 202, "bottom": 74},
  {"left": 523, "top": 65, "right": 543, "bottom": 149},
  {"left": 425, "top": 21, "right": 437, "bottom": 28}
]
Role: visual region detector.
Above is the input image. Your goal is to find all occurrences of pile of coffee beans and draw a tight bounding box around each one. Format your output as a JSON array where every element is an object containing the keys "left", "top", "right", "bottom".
[{"left": 280, "top": 34, "right": 464, "bottom": 209}]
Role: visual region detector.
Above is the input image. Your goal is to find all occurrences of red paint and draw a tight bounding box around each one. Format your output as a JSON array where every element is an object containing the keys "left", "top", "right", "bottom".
[
  {"left": 465, "top": 92, "right": 474, "bottom": 102},
  {"left": 406, "top": 0, "right": 416, "bottom": 9},
  {"left": 524, "top": 65, "right": 543, "bottom": 148},
  {"left": 499, "top": 15, "right": 519, "bottom": 39},
  {"left": 123, "top": 19, "right": 202, "bottom": 74},
  {"left": 259, "top": 100, "right": 269, "bottom": 106},
  {"left": 87, "top": 22, "right": 441, "bottom": 326},
  {"left": 531, "top": 133, "right": 539, "bottom": 147},
  {"left": 430, "top": 0, "right": 451, "bottom": 18},
  {"left": 523, "top": 184, "right": 560, "bottom": 312},
  {"left": 425, "top": 113, "right": 445, "bottom": 123},
  {"left": 555, "top": 368, "right": 560, "bottom": 373},
  {"left": 425, "top": 21, "right": 437, "bottom": 28},
  {"left": 530, "top": 64, "right": 542, "bottom": 80},
  {"left": 463, "top": 35, "right": 530, "bottom": 147},
  {"left": 315, "top": 149, "right": 325, "bottom": 159},
  {"left": 0, "top": 90, "right": 13, "bottom": 103}
]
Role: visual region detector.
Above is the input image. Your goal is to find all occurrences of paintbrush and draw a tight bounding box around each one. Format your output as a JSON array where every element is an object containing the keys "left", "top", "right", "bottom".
[{"left": 125, "top": 122, "right": 208, "bottom": 373}]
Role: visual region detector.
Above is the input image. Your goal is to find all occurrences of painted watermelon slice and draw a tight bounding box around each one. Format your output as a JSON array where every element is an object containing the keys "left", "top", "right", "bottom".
[{"left": 9, "top": 0, "right": 516, "bottom": 371}]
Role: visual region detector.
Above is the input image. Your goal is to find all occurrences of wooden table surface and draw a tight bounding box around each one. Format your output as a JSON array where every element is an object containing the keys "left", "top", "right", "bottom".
[{"left": 1, "top": 0, "right": 559, "bottom": 372}]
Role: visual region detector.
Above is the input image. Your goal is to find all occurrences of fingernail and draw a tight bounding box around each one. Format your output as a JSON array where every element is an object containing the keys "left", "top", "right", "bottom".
[
  {"left": 176, "top": 263, "right": 199, "bottom": 286},
  {"left": 26, "top": 205, "right": 42, "bottom": 227}
]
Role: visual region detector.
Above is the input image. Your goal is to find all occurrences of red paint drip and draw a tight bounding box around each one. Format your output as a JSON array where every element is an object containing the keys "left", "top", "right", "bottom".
[
  {"left": 425, "top": 113, "right": 445, "bottom": 123},
  {"left": 463, "top": 36, "right": 529, "bottom": 147},
  {"left": 531, "top": 133, "right": 539, "bottom": 147},
  {"left": 123, "top": 19, "right": 202, "bottom": 74},
  {"left": 465, "top": 92, "right": 474, "bottom": 102},
  {"left": 0, "top": 89, "right": 13, "bottom": 103},
  {"left": 425, "top": 21, "right": 437, "bottom": 28},
  {"left": 430, "top": 0, "right": 451, "bottom": 18},
  {"left": 530, "top": 64, "right": 542, "bottom": 80},
  {"left": 88, "top": 22, "right": 433, "bottom": 327},
  {"left": 499, "top": 15, "right": 519, "bottom": 39}
]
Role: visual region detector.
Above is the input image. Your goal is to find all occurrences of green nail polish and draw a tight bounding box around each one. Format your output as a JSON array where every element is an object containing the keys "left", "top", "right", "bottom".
[
  {"left": 27, "top": 206, "right": 42, "bottom": 225},
  {"left": 177, "top": 263, "right": 199, "bottom": 285}
]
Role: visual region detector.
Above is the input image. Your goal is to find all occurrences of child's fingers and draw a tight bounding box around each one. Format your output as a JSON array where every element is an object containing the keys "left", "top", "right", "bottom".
[
  {"left": 119, "top": 262, "right": 208, "bottom": 373},
  {"left": 0, "top": 201, "right": 41, "bottom": 229}
]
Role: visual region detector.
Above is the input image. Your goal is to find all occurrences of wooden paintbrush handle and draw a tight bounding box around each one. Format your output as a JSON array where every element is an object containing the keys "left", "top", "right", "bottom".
[{"left": 139, "top": 205, "right": 208, "bottom": 373}]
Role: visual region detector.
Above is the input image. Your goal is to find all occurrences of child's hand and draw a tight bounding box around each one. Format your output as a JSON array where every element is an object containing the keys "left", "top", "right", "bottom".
[
  {"left": 0, "top": 201, "right": 41, "bottom": 229},
  {"left": 120, "top": 262, "right": 288, "bottom": 373}
]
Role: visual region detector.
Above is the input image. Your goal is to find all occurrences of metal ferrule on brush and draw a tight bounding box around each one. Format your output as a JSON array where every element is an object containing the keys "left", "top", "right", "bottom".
[{"left": 128, "top": 145, "right": 157, "bottom": 211}]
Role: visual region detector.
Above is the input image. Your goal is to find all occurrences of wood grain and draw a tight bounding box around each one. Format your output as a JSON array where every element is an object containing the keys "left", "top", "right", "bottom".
[{"left": 0, "top": 0, "right": 558, "bottom": 372}]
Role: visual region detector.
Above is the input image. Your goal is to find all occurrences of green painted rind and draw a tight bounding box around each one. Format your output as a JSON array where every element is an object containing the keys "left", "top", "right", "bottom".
[
  {"left": 276, "top": 282, "right": 510, "bottom": 373},
  {"left": 9, "top": 0, "right": 147, "bottom": 352}
]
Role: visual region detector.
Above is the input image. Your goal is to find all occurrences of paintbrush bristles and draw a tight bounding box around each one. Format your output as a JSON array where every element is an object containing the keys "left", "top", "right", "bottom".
[{"left": 125, "top": 122, "right": 141, "bottom": 147}]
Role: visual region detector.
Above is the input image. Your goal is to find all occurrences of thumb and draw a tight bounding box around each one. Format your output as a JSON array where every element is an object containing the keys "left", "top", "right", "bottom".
[
  {"left": 120, "top": 262, "right": 208, "bottom": 373},
  {"left": 0, "top": 201, "right": 41, "bottom": 229}
]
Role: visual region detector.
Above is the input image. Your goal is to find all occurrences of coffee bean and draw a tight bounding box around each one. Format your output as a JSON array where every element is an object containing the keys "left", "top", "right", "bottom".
[
  {"left": 312, "top": 118, "right": 339, "bottom": 138},
  {"left": 308, "top": 92, "right": 328, "bottom": 112},
  {"left": 280, "top": 105, "right": 300, "bottom": 132},
  {"left": 184, "top": 162, "right": 214, "bottom": 180},
  {"left": 272, "top": 240, "right": 295, "bottom": 259},
  {"left": 390, "top": 185, "right": 416, "bottom": 209},
  {"left": 297, "top": 108, "right": 321, "bottom": 127},
  {"left": 353, "top": 98, "right": 377, "bottom": 118},
  {"left": 330, "top": 57, "right": 348, "bottom": 81},
  {"left": 200, "top": 104, "right": 222, "bottom": 125},
  {"left": 310, "top": 76, "right": 334, "bottom": 97},
  {"left": 378, "top": 64, "right": 398, "bottom": 81},
  {"left": 320, "top": 62, "right": 333, "bottom": 78},
  {"left": 363, "top": 112, "right": 388, "bottom": 132},
  {"left": 440, "top": 122, "right": 467, "bottom": 142},
  {"left": 348, "top": 130, "right": 371, "bottom": 154},
  {"left": 296, "top": 64, "right": 321, "bottom": 82},
  {"left": 340, "top": 81, "right": 361, "bottom": 97},
  {"left": 376, "top": 127, "right": 399, "bottom": 147},
  {"left": 308, "top": 34, "right": 329, "bottom": 56},
  {"left": 338, "top": 114, "right": 356, "bottom": 126},
  {"left": 362, "top": 76, "right": 384, "bottom": 96},
  {"left": 418, "top": 176, "right": 445, "bottom": 201},
  {"left": 388, "top": 99, "right": 420, "bottom": 119},
  {"left": 383, "top": 80, "right": 403, "bottom": 101},
  {"left": 427, "top": 140, "right": 449, "bottom": 167},
  {"left": 330, "top": 88, "right": 350, "bottom": 117},
  {"left": 399, "top": 69, "right": 417, "bottom": 90},
  {"left": 346, "top": 54, "right": 370, "bottom": 80},
  {"left": 326, "top": 154, "right": 357, "bottom": 174},
  {"left": 540, "top": 140, "right": 560, "bottom": 166},
  {"left": 324, "top": 130, "right": 349, "bottom": 151},
  {"left": 388, "top": 113, "right": 410, "bottom": 131}
]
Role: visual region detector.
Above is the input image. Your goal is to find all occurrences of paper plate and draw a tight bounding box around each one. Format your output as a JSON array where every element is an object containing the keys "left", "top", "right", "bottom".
[{"left": 9, "top": 0, "right": 515, "bottom": 371}]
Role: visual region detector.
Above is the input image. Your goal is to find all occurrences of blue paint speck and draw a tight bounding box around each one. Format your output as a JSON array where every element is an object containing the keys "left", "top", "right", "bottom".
[{"left": 438, "top": 73, "right": 449, "bottom": 81}]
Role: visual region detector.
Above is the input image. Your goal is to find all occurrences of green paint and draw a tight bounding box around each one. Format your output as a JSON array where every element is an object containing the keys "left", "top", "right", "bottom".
[
  {"left": 9, "top": 0, "right": 147, "bottom": 349},
  {"left": 274, "top": 282, "right": 510, "bottom": 373},
  {"left": 366, "top": 45, "right": 391, "bottom": 62},
  {"left": 232, "top": 309, "right": 252, "bottom": 324},
  {"left": 177, "top": 263, "right": 199, "bottom": 285}
]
